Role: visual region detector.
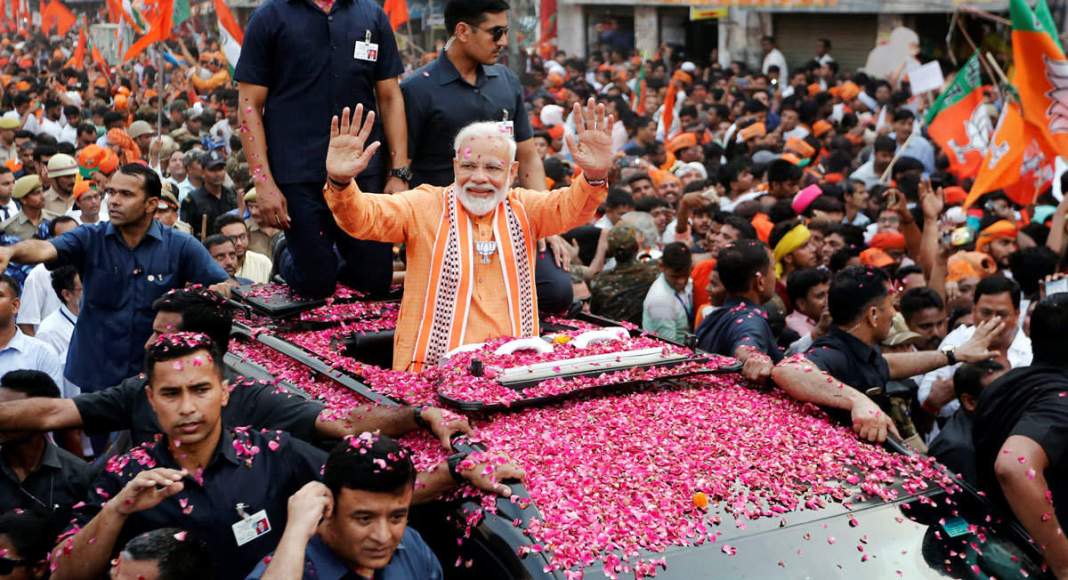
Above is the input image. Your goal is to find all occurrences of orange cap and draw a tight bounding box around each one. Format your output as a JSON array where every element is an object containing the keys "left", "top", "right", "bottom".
[
  {"left": 812, "top": 120, "right": 833, "bottom": 138},
  {"left": 99, "top": 149, "right": 120, "bottom": 175},
  {"left": 751, "top": 213, "right": 773, "bottom": 243},
  {"left": 947, "top": 251, "right": 997, "bottom": 282},
  {"left": 114, "top": 94, "right": 128, "bottom": 111},
  {"left": 72, "top": 180, "right": 93, "bottom": 200},
  {"left": 738, "top": 122, "right": 766, "bottom": 142},
  {"left": 869, "top": 231, "right": 907, "bottom": 251},
  {"left": 860, "top": 248, "right": 895, "bottom": 268},
  {"left": 785, "top": 137, "right": 816, "bottom": 159},
  {"left": 943, "top": 186, "right": 967, "bottom": 206},
  {"left": 667, "top": 132, "right": 698, "bottom": 154}
]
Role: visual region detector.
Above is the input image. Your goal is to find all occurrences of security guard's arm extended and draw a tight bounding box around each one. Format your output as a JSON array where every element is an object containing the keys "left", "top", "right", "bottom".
[
  {"left": 237, "top": 82, "right": 290, "bottom": 229},
  {"left": 515, "top": 138, "right": 546, "bottom": 189},
  {"left": 375, "top": 77, "right": 410, "bottom": 192},
  {"left": 0, "top": 239, "right": 57, "bottom": 271},
  {"left": 771, "top": 357, "right": 898, "bottom": 443}
]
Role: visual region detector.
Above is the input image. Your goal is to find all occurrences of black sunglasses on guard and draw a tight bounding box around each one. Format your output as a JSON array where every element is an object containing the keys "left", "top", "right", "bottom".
[
  {"left": 465, "top": 22, "right": 508, "bottom": 42},
  {"left": 0, "top": 557, "right": 27, "bottom": 575}
]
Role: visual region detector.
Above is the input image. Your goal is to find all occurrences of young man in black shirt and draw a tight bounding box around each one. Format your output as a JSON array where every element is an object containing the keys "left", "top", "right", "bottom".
[
  {"left": 929, "top": 361, "right": 1005, "bottom": 485},
  {"left": 51, "top": 333, "right": 328, "bottom": 579},
  {"left": 774, "top": 266, "right": 997, "bottom": 443},
  {"left": 974, "top": 293, "right": 1068, "bottom": 577},
  {"left": 0, "top": 288, "right": 516, "bottom": 497},
  {"left": 0, "top": 370, "right": 92, "bottom": 516},
  {"left": 695, "top": 238, "right": 781, "bottom": 383}
]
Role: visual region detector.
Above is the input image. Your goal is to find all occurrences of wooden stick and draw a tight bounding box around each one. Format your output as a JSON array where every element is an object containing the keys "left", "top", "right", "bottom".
[
  {"left": 959, "top": 5, "right": 1010, "bottom": 26},
  {"left": 880, "top": 133, "right": 915, "bottom": 184},
  {"left": 956, "top": 13, "right": 1000, "bottom": 97},
  {"left": 200, "top": 214, "right": 207, "bottom": 240},
  {"left": 985, "top": 51, "right": 1011, "bottom": 86}
]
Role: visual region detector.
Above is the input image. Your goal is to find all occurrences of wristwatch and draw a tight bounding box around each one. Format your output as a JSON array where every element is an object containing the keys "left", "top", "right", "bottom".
[
  {"left": 412, "top": 404, "right": 430, "bottom": 429},
  {"left": 390, "top": 166, "right": 413, "bottom": 183},
  {"left": 943, "top": 348, "right": 958, "bottom": 366},
  {"left": 447, "top": 452, "right": 470, "bottom": 482}
]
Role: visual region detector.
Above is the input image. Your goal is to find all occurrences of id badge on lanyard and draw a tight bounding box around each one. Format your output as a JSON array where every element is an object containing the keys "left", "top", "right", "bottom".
[
  {"left": 231, "top": 502, "right": 272, "bottom": 546},
  {"left": 497, "top": 109, "right": 514, "bottom": 137},
  {"left": 354, "top": 30, "right": 379, "bottom": 62}
]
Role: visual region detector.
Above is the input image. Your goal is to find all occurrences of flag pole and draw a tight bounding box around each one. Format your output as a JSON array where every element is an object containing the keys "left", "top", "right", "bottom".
[
  {"left": 984, "top": 51, "right": 1011, "bottom": 87},
  {"left": 954, "top": 12, "right": 1001, "bottom": 99},
  {"left": 156, "top": 46, "right": 164, "bottom": 137}
]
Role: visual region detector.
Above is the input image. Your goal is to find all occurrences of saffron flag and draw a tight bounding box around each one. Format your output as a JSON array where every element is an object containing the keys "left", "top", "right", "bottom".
[
  {"left": 40, "top": 0, "right": 74, "bottom": 35},
  {"left": 539, "top": 0, "right": 555, "bottom": 45},
  {"left": 383, "top": 0, "right": 407, "bottom": 31},
  {"left": 214, "top": 0, "right": 242, "bottom": 71},
  {"left": 1009, "top": 0, "right": 1068, "bottom": 161},
  {"left": 926, "top": 53, "right": 990, "bottom": 179},
  {"left": 1035, "top": 0, "right": 1062, "bottom": 50},
  {"left": 965, "top": 100, "right": 1055, "bottom": 208},
  {"left": 65, "top": 25, "right": 85, "bottom": 68},
  {"left": 123, "top": 0, "right": 173, "bottom": 61}
]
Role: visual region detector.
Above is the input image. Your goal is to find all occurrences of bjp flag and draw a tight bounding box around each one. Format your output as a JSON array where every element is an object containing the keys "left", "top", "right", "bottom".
[
  {"left": 383, "top": 0, "right": 408, "bottom": 31},
  {"left": 1010, "top": 0, "right": 1068, "bottom": 160},
  {"left": 965, "top": 99, "right": 1055, "bottom": 208},
  {"left": 40, "top": 0, "right": 75, "bottom": 36},
  {"left": 927, "top": 54, "right": 990, "bottom": 179}
]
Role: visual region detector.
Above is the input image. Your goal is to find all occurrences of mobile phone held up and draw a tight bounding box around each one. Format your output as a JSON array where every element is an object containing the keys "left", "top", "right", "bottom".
[{"left": 1046, "top": 277, "right": 1068, "bottom": 297}]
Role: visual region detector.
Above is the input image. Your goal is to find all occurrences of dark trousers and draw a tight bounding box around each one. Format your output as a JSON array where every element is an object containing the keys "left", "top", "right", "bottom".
[
  {"left": 277, "top": 175, "right": 393, "bottom": 299},
  {"left": 535, "top": 250, "right": 574, "bottom": 316}
]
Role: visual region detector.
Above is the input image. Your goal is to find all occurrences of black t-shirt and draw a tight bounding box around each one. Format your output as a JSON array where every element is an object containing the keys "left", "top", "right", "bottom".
[
  {"left": 73, "top": 373, "right": 325, "bottom": 446},
  {"left": 928, "top": 409, "right": 977, "bottom": 485},
  {"left": 974, "top": 365, "right": 1068, "bottom": 523},
  {"left": 67, "top": 429, "right": 326, "bottom": 579},
  {"left": 0, "top": 439, "right": 94, "bottom": 517},
  {"left": 695, "top": 297, "right": 784, "bottom": 363},
  {"left": 804, "top": 327, "right": 890, "bottom": 392}
]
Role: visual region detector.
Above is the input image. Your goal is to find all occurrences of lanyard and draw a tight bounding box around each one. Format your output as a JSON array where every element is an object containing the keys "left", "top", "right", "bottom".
[
  {"left": 673, "top": 291, "right": 692, "bottom": 325},
  {"left": 59, "top": 309, "right": 76, "bottom": 327}
]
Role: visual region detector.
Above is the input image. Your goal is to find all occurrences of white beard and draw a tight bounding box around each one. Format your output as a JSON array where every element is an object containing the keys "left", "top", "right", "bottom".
[{"left": 458, "top": 181, "right": 508, "bottom": 216}]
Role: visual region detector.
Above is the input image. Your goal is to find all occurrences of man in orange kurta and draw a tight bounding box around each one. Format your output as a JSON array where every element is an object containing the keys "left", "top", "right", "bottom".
[{"left": 323, "top": 100, "right": 615, "bottom": 371}]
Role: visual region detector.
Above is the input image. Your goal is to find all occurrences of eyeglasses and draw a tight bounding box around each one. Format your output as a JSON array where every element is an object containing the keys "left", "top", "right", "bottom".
[
  {"left": 0, "top": 557, "right": 27, "bottom": 575},
  {"left": 477, "top": 24, "right": 509, "bottom": 42}
]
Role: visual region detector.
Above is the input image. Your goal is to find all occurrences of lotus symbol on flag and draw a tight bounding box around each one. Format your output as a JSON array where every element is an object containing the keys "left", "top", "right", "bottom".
[
  {"left": 1044, "top": 55, "right": 1068, "bottom": 133},
  {"left": 986, "top": 138, "right": 1010, "bottom": 170},
  {"left": 948, "top": 105, "right": 993, "bottom": 165},
  {"left": 1022, "top": 138, "right": 1052, "bottom": 181}
]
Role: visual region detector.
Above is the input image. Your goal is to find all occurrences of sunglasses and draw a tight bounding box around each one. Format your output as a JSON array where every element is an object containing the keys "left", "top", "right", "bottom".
[
  {"left": 0, "top": 557, "right": 27, "bottom": 574},
  {"left": 473, "top": 24, "right": 508, "bottom": 42}
]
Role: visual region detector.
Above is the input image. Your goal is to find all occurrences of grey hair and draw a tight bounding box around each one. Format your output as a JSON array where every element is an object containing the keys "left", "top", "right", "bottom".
[
  {"left": 453, "top": 121, "right": 517, "bottom": 162},
  {"left": 620, "top": 211, "right": 660, "bottom": 248}
]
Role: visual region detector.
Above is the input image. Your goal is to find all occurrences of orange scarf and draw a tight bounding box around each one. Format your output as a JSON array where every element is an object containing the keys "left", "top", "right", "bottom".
[{"left": 410, "top": 187, "right": 538, "bottom": 371}]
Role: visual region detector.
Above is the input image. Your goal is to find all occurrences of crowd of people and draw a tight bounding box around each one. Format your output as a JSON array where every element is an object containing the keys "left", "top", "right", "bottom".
[{"left": 0, "top": 0, "right": 1063, "bottom": 576}]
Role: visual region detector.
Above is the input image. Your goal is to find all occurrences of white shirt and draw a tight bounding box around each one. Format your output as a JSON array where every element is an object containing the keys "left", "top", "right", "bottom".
[
  {"left": 57, "top": 123, "right": 77, "bottom": 146},
  {"left": 174, "top": 178, "right": 197, "bottom": 205},
  {"left": 849, "top": 159, "right": 882, "bottom": 189},
  {"left": 0, "top": 199, "right": 17, "bottom": 222},
  {"left": 642, "top": 275, "right": 693, "bottom": 343},
  {"left": 237, "top": 251, "right": 273, "bottom": 284},
  {"left": 594, "top": 215, "right": 613, "bottom": 229},
  {"left": 36, "top": 304, "right": 76, "bottom": 362},
  {"left": 15, "top": 264, "right": 61, "bottom": 328},
  {"left": 918, "top": 324, "right": 1032, "bottom": 423},
  {"left": 38, "top": 117, "right": 64, "bottom": 142},
  {"left": 762, "top": 48, "right": 788, "bottom": 80},
  {"left": 65, "top": 205, "right": 109, "bottom": 225},
  {"left": 0, "top": 329, "right": 63, "bottom": 390}
]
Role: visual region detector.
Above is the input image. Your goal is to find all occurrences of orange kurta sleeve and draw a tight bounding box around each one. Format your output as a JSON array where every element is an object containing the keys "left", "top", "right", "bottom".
[
  {"left": 513, "top": 174, "right": 608, "bottom": 239},
  {"left": 324, "top": 181, "right": 445, "bottom": 244}
]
